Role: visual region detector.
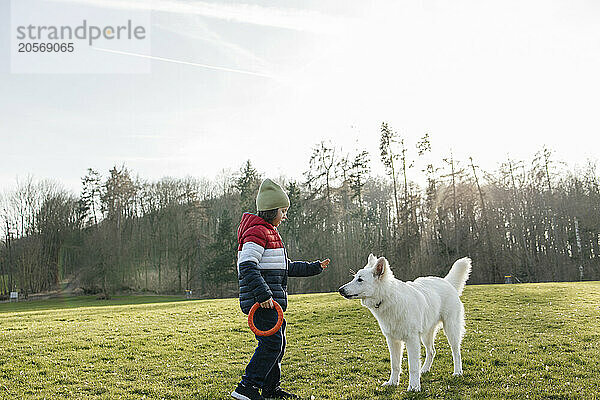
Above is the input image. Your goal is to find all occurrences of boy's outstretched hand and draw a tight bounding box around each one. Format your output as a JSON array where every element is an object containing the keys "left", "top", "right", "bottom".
[{"left": 320, "top": 259, "right": 330, "bottom": 268}]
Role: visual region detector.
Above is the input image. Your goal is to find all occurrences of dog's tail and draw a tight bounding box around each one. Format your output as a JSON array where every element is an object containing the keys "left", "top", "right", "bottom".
[{"left": 444, "top": 257, "right": 472, "bottom": 296}]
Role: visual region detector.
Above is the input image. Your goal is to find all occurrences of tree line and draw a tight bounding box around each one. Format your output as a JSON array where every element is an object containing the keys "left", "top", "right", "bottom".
[{"left": 1, "top": 124, "right": 599, "bottom": 299}]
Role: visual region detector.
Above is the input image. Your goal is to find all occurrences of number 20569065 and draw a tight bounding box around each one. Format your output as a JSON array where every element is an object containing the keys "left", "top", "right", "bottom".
[{"left": 18, "top": 42, "right": 74, "bottom": 52}]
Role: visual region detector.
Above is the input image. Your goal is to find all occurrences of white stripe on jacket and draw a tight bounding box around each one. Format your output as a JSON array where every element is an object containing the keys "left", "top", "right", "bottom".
[{"left": 237, "top": 242, "right": 286, "bottom": 271}]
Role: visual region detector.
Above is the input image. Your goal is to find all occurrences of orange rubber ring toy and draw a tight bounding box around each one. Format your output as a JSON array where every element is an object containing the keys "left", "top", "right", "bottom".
[{"left": 248, "top": 301, "right": 283, "bottom": 337}]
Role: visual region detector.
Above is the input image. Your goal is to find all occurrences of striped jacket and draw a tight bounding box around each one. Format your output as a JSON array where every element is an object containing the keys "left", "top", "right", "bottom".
[{"left": 237, "top": 213, "right": 323, "bottom": 314}]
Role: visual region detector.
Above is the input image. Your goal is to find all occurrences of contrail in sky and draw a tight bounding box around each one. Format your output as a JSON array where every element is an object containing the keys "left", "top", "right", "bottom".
[{"left": 91, "top": 47, "right": 274, "bottom": 79}]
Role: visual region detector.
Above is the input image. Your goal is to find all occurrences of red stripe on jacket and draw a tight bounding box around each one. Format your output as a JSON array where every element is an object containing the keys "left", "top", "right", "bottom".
[{"left": 237, "top": 213, "right": 283, "bottom": 251}]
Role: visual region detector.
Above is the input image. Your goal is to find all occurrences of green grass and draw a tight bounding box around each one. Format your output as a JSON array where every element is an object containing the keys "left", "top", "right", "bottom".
[
  {"left": 0, "top": 295, "right": 190, "bottom": 314},
  {"left": 1, "top": 282, "right": 599, "bottom": 399}
]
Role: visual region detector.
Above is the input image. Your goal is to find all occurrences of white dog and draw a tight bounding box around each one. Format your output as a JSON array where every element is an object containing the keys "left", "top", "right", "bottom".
[{"left": 338, "top": 254, "right": 472, "bottom": 391}]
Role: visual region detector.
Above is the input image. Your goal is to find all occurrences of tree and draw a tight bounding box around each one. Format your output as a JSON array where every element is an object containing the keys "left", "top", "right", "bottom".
[
  {"left": 469, "top": 156, "right": 498, "bottom": 282},
  {"left": 380, "top": 123, "right": 402, "bottom": 234},
  {"left": 99, "top": 165, "right": 138, "bottom": 297},
  {"left": 306, "top": 141, "right": 337, "bottom": 203},
  {"left": 80, "top": 168, "right": 102, "bottom": 227},
  {"left": 235, "top": 160, "right": 261, "bottom": 213},
  {"left": 203, "top": 210, "right": 237, "bottom": 296},
  {"left": 349, "top": 150, "right": 371, "bottom": 207},
  {"left": 441, "top": 150, "right": 464, "bottom": 258}
]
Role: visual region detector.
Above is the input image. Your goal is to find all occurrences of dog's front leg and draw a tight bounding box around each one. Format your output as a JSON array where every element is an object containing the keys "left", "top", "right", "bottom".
[
  {"left": 405, "top": 337, "right": 421, "bottom": 391},
  {"left": 382, "top": 337, "right": 404, "bottom": 386}
]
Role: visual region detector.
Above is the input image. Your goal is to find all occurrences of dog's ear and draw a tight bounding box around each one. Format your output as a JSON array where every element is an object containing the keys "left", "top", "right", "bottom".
[
  {"left": 373, "top": 257, "right": 387, "bottom": 279},
  {"left": 368, "top": 253, "right": 377, "bottom": 266}
]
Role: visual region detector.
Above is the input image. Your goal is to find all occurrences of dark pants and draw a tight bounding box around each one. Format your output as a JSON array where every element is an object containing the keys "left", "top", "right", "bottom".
[{"left": 241, "top": 307, "right": 286, "bottom": 392}]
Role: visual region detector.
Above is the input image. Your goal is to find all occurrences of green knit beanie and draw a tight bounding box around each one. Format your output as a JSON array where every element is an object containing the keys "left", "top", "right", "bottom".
[{"left": 256, "top": 179, "right": 290, "bottom": 211}]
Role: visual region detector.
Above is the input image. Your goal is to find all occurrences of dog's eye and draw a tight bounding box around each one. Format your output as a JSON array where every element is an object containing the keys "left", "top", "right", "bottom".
[{"left": 357, "top": 278, "right": 363, "bottom": 282}]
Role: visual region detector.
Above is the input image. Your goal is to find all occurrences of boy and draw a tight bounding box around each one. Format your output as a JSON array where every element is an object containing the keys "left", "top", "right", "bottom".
[{"left": 232, "top": 179, "right": 330, "bottom": 400}]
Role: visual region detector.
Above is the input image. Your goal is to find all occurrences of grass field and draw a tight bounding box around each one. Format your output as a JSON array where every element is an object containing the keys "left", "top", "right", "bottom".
[{"left": 1, "top": 283, "right": 599, "bottom": 399}]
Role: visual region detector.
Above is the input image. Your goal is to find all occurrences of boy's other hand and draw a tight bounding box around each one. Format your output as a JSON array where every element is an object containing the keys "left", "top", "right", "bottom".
[
  {"left": 320, "top": 259, "right": 330, "bottom": 268},
  {"left": 260, "top": 298, "right": 274, "bottom": 308}
]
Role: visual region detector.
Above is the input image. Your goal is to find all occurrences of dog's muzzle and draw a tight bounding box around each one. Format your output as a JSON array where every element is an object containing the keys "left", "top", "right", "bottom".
[{"left": 338, "top": 286, "right": 356, "bottom": 299}]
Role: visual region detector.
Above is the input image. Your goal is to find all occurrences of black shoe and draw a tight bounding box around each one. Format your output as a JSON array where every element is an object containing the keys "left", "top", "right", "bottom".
[
  {"left": 231, "top": 383, "right": 265, "bottom": 400},
  {"left": 262, "top": 387, "right": 299, "bottom": 399}
]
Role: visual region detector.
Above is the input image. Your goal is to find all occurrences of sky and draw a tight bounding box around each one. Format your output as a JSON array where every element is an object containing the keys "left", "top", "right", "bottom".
[{"left": 1, "top": 0, "right": 599, "bottom": 194}]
